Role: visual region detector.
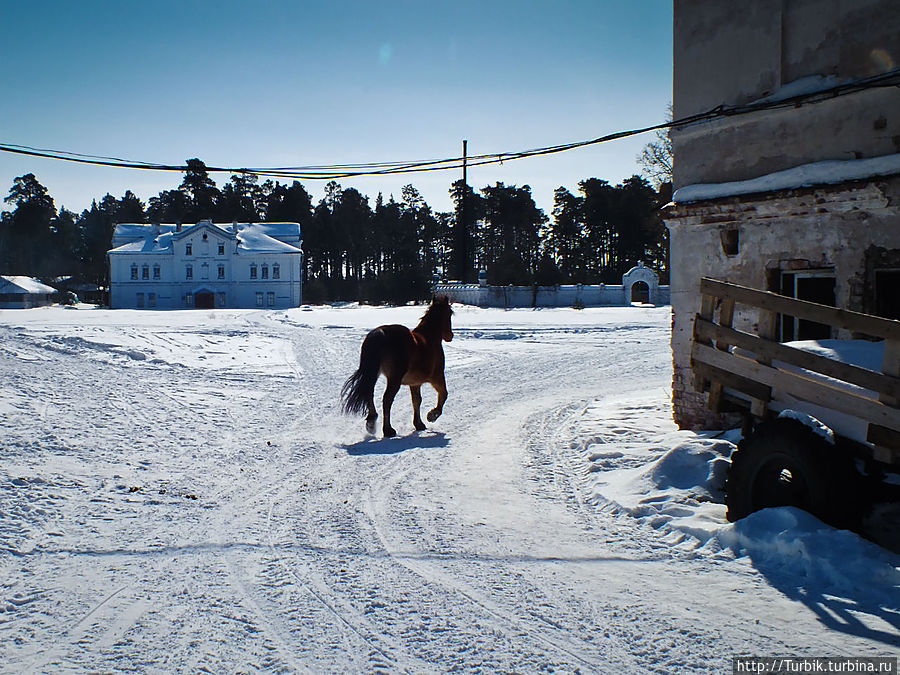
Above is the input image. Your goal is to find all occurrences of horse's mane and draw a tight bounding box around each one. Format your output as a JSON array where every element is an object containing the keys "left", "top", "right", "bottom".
[{"left": 415, "top": 295, "right": 452, "bottom": 333}]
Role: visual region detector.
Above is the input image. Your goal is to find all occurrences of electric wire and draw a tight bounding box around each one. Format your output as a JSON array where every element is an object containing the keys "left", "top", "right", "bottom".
[{"left": 1, "top": 67, "right": 898, "bottom": 181}]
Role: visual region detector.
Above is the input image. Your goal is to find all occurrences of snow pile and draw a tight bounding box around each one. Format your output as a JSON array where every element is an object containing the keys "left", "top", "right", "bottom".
[
  {"left": 716, "top": 508, "right": 900, "bottom": 597},
  {"left": 569, "top": 395, "right": 900, "bottom": 601}
]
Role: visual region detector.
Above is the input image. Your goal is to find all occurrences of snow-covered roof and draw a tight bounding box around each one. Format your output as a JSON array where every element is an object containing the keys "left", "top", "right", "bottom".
[
  {"left": 236, "top": 224, "right": 302, "bottom": 253},
  {"left": 0, "top": 276, "right": 57, "bottom": 295},
  {"left": 109, "top": 221, "right": 302, "bottom": 255},
  {"left": 673, "top": 152, "right": 900, "bottom": 203}
]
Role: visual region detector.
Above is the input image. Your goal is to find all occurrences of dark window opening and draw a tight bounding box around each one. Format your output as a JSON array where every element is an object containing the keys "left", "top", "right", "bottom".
[
  {"left": 720, "top": 228, "right": 739, "bottom": 256},
  {"left": 874, "top": 270, "right": 900, "bottom": 320},
  {"left": 779, "top": 271, "right": 835, "bottom": 341}
]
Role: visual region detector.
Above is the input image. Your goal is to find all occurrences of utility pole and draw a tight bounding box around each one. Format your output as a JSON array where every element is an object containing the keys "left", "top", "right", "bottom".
[{"left": 461, "top": 139, "right": 468, "bottom": 282}]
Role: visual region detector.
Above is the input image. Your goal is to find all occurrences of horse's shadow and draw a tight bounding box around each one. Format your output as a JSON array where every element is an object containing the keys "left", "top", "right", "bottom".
[{"left": 343, "top": 431, "right": 449, "bottom": 456}]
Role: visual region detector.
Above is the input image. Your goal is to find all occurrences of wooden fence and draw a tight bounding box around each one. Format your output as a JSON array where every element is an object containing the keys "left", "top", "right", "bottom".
[{"left": 690, "top": 277, "right": 900, "bottom": 463}]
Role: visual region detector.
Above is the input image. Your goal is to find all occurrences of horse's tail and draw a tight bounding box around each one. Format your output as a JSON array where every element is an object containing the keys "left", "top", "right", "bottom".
[{"left": 341, "top": 328, "right": 385, "bottom": 416}]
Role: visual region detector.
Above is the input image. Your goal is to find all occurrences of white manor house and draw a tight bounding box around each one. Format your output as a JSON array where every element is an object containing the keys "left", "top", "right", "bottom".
[{"left": 108, "top": 220, "right": 303, "bottom": 309}]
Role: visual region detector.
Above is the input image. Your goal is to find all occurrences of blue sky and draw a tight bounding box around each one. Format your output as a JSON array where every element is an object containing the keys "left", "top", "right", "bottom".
[{"left": 1, "top": 0, "right": 672, "bottom": 217}]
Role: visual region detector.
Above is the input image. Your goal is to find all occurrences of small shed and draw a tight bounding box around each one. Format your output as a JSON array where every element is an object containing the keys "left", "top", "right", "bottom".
[{"left": 0, "top": 276, "right": 58, "bottom": 309}]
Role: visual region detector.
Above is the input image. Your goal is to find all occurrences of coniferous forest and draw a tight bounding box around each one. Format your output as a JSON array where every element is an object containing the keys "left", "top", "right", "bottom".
[{"left": 0, "top": 159, "right": 670, "bottom": 304}]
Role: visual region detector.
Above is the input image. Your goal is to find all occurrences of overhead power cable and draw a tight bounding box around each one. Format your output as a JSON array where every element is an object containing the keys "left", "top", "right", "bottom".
[{"left": 1, "top": 67, "right": 898, "bottom": 181}]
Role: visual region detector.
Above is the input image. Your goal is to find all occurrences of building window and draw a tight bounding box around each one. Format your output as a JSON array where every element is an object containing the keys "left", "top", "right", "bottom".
[
  {"left": 131, "top": 264, "right": 138, "bottom": 280},
  {"left": 136, "top": 293, "right": 145, "bottom": 308},
  {"left": 250, "top": 264, "right": 258, "bottom": 279},
  {"left": 148, "top": 293, "right": 156, "bottom": 308},
  {"left": 261, "top": 264, "right": 269, "bottom": 279},
  {"left": 185, "top": 293, "right": 193, "bottom": 307},
  {"left": 875, "top": 269, "right": 900, "bottom": 320},
  {"left": 186, "top": 243, "right": 192, "bottom": 256},
  {"left": 256, "top": 292, "right": 264, "bottom": 307},
  {"left": 201, "top": 262, "right": 209, "bottom": 280},
  {"left": 217, "top": 292, "right": 226, "bottom": 307},
  {"left": 267, "top": 291, "right": 275, "bottom": 307},
  {"left": 153, "top": 264, "right": 161, "bottom": 280},
  {"left": 186, "top": 265, "right": 193, "bottom": 280},
  {"left": 218, "top": 243, "right": 225, "bottom": 255},
  {"left": 142, "top": 264, "right": 150, "bottom": 280},
  {"left": 272, "top": 263, "right": 280, "bottom": 279},
  {"left": 778, "top": 269, "right": 835, "bottom": 341},
  {"left": 217, "top": 264, "right": 225, "bottom": 280}
]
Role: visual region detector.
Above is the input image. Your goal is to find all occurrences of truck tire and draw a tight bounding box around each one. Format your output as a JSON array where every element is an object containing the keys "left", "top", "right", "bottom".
[{"left": 726, "top": 418, "right": 859, "bottom": 530}]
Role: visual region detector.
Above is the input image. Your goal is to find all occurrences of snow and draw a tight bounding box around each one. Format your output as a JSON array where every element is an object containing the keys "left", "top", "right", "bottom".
[
  {"left": 1, "top": 304, "right": 898, "bottom": 672},
  {"left": 673, "top": 152, "right": 900, "bottom": 203},
  {"left": 749, "top": 74, "right": 846, "bottom": 105},
  {"left": 236, "top": 223, "right": 302, "bottom": 253},
  {"left": 109, "top": 221, "right": 302, "bottom": 254},
  {"left": 777, "top": 410, "right": 836, "bottom": 445},
  {"left": 0, "top": 276, "right": 57, "bottom": 295}
]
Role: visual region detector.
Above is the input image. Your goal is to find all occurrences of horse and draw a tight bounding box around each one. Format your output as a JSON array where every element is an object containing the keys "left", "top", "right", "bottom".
[{"left": 341, "top": 295, "right": 453, "bottom": 437}]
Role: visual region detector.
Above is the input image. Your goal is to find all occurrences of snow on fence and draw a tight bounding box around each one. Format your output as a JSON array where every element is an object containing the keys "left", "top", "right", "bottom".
[{"left": 434, "top": 263, "right": 670, "bottom": 308}]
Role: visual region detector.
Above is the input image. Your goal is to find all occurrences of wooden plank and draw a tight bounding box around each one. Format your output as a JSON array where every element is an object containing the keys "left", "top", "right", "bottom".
[
  {"left": 868, "top": 424, "right": 900, "bottom": 452},
  {"left": 692, "top": 361, "right": 772, "bottom": 403},
  {"left": 699, "top": 293, "right": 716, "bottom": 323},
  {"left": 700, "top": 277, "right": 900, "bottom": 340},
  {"left": 694, "top": 319, "right": 900, "bottom": 400},
  {"left": 870, "top": 339, "right": 900, "bottom": 462},
  {"left": 706, "top": 297, "right": 736, "bottom": 412},
  {"left": 691, "top": 342, "right": 900, "bottom": 432},
  {"left": 880, "top": 339, "right": 900, "bottom": 406},
  {"left": 752, "top": 309, "right": 778, "bottom": 417},
  {"left": 694, "top": 298, "right": 716, "bottom": 393}
]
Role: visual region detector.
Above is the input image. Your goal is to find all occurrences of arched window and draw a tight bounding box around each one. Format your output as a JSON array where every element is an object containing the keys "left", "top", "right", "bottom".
[
  {"left": 272, "top": 263, "right": 280, "bottom": 279},
  {"left": 153, "top": 264, "right": 161, "bottom": 280},
  {"left": 250, "top": 264, "right": 258, "bottom": 279},
  {"left": 130, "top": 264, "right": 138, "bottom": 280},
  {"left": 186, "top": 265, "right": 193, "bottom": 280}
]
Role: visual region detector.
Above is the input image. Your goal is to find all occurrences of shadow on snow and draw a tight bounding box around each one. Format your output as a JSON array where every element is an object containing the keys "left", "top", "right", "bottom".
[{"left": 343, "top": 430, "right": 449, "bottom": 456}]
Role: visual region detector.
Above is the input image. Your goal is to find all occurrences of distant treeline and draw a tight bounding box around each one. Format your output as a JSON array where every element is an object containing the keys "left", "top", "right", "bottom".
[{"left": 0, "top": 159, "right": 669, "bottom": 304}]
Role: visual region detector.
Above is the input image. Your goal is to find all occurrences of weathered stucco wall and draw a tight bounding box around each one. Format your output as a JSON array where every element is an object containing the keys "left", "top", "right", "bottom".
[
  {"left": 672, "top": 0, "right": 900, "bottom": 188},
  {"left": 665, "top": 176, "right": 900, "bottom": 429}
]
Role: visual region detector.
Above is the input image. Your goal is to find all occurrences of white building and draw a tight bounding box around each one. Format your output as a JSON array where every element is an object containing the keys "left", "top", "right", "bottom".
[
  {"left": 108, "top": 220, "right": 303, "bottom": 309},
  {"left": 0, "top": 276, "right": 57, "bottom": 309}
]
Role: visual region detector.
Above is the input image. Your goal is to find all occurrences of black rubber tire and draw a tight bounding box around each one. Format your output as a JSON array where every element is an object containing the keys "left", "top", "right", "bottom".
[{"left": 726, "top": 418, "right": 859, "bottom": 530}]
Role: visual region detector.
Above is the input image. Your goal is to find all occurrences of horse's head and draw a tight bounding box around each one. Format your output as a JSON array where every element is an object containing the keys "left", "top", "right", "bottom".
[{"left": 432, "top": 294, "right": 453, "bottom": 342}]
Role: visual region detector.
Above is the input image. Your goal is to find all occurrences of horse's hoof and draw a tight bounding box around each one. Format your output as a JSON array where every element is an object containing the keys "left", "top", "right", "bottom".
[
  {"left": 426, "top": 409, "right": 441, "bottom": 422},
  {"left": 366, "top": 418, "right": 376, "bottom": 434},
  {"left": 414, "top": 421, "right": 427, "bottom": 431},
  {"left": 383, "top": 426, "right": 397, "bottom": 438}
]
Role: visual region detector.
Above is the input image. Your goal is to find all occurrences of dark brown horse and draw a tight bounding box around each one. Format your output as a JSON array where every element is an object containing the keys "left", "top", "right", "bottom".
[{"left": 341, "top": 295, "right": 453, "bottom": 437}]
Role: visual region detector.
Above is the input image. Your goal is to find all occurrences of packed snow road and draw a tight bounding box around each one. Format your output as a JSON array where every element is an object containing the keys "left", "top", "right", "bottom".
[{"left": 1, "top": 304, "right": 897, "bottom": 673}]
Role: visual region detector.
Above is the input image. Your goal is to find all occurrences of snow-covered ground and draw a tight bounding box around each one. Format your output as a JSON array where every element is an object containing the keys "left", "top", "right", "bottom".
[{"left": 1, "top": 303, "right": 898, "bottom": 673}]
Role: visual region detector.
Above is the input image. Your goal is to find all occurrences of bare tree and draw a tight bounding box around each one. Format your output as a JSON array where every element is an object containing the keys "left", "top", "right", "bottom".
[{"left": 637, "top": 104, "right": 673, "bottom": 189}]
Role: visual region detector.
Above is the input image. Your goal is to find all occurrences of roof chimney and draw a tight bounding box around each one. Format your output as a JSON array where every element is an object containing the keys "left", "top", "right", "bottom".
[{"left": 176, "top": 221, "right": 182, "bottom": 232}]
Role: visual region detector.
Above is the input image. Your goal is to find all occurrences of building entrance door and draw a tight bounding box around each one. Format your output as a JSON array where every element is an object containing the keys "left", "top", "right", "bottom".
[{"left": 195, "top": 291, "right": 215, "bottom": 309}]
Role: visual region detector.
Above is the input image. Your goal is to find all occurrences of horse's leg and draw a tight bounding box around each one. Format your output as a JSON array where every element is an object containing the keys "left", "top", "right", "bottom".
[
  {"left": 382, "top": 377, "right": 401, "bottom": 437},
  {"left": 365, "top": 396, "right": 377, "bottom": 434},
  {"left": 410, "top": 385, "right": 426, "bottom": 431},
  {"left": 426, "top": 375, "right": 448, "bottom": 423}
]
